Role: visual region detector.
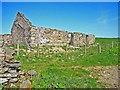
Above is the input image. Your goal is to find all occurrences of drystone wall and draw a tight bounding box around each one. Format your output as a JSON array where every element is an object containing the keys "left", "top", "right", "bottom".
[
  {"left": 71, "top": 32, "right": 85, "bottom": 46},
  {"left": 0, "top": 36, "right": 21, "bottom": 84},
  {"left": 29, "top": 26, "right": 69, "bottom": 47},
  {"left": 11, "top": 12, "right": 95, "bottom": 47},
  {"left": 0, "top": 36, "right": 36, "bottom": 88},
  {"left": 1, "top": 34, "right": 12, "bottom": 46},
  {"left": 86, "top": 34, "right": 95, "bottom": 44}
]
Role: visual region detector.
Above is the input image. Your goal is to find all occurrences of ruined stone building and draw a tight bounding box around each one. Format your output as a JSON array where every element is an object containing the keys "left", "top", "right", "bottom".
[{"left": 10, "top": 12, "right": 95, "bottom": 47}]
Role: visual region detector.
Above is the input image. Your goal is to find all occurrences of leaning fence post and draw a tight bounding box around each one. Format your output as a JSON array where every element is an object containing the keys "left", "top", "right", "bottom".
[
  {"left": 17, "top": 40, "right": 20, "bottom": 56},
  {"left": 98, "top": 43, "right": 101, "bottom": 53}
]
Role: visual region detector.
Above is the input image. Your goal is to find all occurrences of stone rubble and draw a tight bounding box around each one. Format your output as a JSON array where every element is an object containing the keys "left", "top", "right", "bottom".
[
  {"left": 27, "top": 70, "right": 37, "bottom": 77},
  {"left": 0, "top": 38, "right": 36, "bottom": 88},
  {"left": 0, "top": 38, "right": 21, "bottom": 85},
  {"left": 20, "top": 79, "right": 32, "bottom": 89}
]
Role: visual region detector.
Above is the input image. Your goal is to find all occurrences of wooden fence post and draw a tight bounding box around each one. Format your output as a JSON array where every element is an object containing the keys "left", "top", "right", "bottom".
[
  {"left": 98, "top": 44, "right": 101, "bottom": 53},
  {"left": 116, "top": 42, "right": 119, "bottom": 47},
  {"left": 84, "top": 44, "right": 86, "bottom": 55},
  {"left": 66, "top": 43, "right": 67, "bottom": 59},
  {"left": 116, "top": 42, "right": 118, "bottom": 47},
  {"left": 17, "top": 40, "right": 20, "bottom": 56},
  {"left": 37, "top": 44, "right": 40, "bottom": 57}
]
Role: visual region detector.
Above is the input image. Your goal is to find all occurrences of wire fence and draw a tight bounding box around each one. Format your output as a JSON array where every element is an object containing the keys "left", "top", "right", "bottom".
[
  {"left": 81, "top": 41, "right": 119, "bottom": 55},
  {"left": 16, "top": 40, "right": 119, "bottom": 59}
]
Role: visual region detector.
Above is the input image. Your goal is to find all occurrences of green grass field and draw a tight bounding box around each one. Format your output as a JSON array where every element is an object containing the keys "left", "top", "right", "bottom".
[{"left": 14, "top": 38, "right": 119, "bottom": 88}]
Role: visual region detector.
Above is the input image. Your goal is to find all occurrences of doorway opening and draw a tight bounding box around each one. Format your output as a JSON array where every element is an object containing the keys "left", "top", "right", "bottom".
[{"left": 68, "top": 33, "right": 74, "bottom": 45}]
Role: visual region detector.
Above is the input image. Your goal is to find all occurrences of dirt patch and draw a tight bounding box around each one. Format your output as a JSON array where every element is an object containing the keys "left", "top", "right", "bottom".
[
  {"left": 83, "top": 66, "right": 119, "bottom": 88},
  {"left": 59, "top": 65, "right": 119, "bottom": 88},
  {"left": 59, "top": 66, "right": 82, "bottom": 69}
]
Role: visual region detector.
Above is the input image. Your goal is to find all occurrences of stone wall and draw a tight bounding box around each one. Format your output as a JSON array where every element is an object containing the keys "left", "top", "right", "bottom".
[
  {"left": 0, "top": 36, "right": 33, "bottom": 88},
  {"left": 29, "top": 26, "right": 69, "bottom": 47},
  {"left": 86, "top": 34, "right": 95, "bottom": 44},
  {"left": 0, "top": 36, "right": 22, "bottom": 84},
  {"left": 11, "top": 12, "right": 32, "bottom": 47},
  {"left": 71, "top": 32, "right": 85, "bottom": 46},
  {"left": 10, "top": 12, "right": 95, "bottom": 47},
  {"left": 0, "top": 34, "right": 12, "bottom": 46}
]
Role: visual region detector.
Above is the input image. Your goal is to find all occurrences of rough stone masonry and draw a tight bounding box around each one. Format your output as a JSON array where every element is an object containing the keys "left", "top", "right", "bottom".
[
  {"left": 0, "top": 35, "right": 21, "bottom": 84},
  {"left": 11, "top": 12, "right": 95, "bottom": 47}
]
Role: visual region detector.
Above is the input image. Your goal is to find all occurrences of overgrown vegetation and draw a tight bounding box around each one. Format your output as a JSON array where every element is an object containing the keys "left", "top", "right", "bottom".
[{"left": 14, "top": 38, "right": 119, "bottom": 88}]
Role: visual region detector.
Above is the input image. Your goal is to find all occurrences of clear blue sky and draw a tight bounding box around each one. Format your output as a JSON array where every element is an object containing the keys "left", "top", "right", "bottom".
[{"left": 1, "top": 2, "right": 118, "bottom": 38}]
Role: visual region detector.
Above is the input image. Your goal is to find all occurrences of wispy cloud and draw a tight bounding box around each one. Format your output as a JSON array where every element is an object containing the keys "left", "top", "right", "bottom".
[
  {"left": 96, "top": 9, "right": 118, "bottom": 25},
  {"left": 96, "top": 16, "right": 108, "bottom": 25},
  {"left": 96, "top": 15, "right": 118, "bottom": 25}
]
